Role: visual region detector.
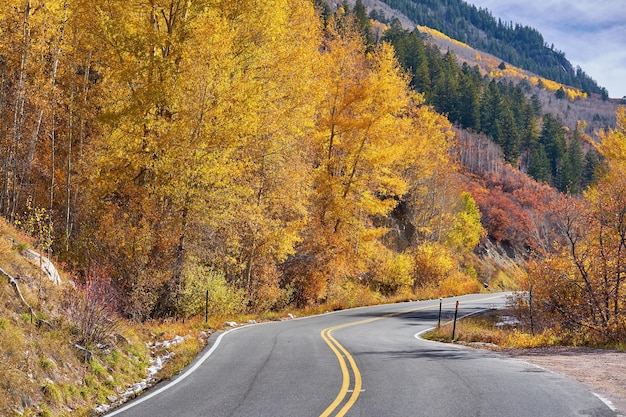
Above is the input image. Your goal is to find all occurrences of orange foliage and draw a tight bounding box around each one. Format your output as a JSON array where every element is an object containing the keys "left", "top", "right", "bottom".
[
  {"left": 525, "top": 108, "right": 626, "bottom": 343},
  {"left": 465, "top": 166, "right": 558, "bottom": 254}
]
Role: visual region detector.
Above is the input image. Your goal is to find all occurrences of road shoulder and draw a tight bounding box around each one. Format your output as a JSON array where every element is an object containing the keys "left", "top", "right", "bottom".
[{"left": 502, "top": 347, "right": 626, "bottom": 415}]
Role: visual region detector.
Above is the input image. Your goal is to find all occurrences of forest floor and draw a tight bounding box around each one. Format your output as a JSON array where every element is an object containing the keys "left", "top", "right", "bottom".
[{"left": 502, "top": 347, "right": 626, "bottom": 415}]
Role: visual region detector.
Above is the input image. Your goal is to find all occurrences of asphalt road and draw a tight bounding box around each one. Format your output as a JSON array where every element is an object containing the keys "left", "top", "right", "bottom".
[{"left": 105, "top": 293, "right": 619, "bottom": 417}]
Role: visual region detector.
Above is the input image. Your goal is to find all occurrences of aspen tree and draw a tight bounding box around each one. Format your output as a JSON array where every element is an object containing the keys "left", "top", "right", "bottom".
[
  {"left": 84, "top": 0, "right": 323, "bottom": 315},
  {"left": 288, "top": 18, "right": 456, "bottom": 304}
]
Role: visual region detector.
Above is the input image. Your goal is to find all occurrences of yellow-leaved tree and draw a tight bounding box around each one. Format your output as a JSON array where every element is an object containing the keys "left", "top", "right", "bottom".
[
  {"left": 83, "top": 0, "right": 323, "bottom": 317},
  {"left": 176, "top": 0, "right": 323, "bottom": 311},
  {"left": 0, "top": 0, "right": 74, "bottom": 230},
  {"left": 283, "top": 17, "right": 456, "bottom": 305}
]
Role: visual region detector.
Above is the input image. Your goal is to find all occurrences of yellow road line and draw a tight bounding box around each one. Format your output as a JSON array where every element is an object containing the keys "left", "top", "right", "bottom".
[
  {"left": 319, "top": 294, "right": 503, "bottom": 416},
  {"left": 319, "top": 328, "right": 350, "bottom": 417},
  {"left": 335, "top": 333, "right": 361, "bottom": 417}
]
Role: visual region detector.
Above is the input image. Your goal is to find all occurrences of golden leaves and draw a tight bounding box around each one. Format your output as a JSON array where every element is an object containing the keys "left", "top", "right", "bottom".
[{"left": 1, "top": 0, "right": 466, "bottom": 315}]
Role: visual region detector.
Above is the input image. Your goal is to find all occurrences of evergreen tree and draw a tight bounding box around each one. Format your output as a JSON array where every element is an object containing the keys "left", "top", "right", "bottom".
[
  {"left": 564, "top": 131, "right": 585, "bottom": 193},
  {"left": 382, "top": 27, "right": 430, "bottom": 93},
  {"left": 527, "top": 145, "right": 551, "bottom": 184},
  {"left": 480, "top": 79, "right": 502, "bottom": 141},
  {"left": 353, "top": 0, "right": 373, "bottom": 44},
  {"left": 539, "top": 113, "right": 566, "bottom": 180},
  {"left": 432, "top": 52, "right": 460, "bottom": 123},
  {"left": 555, "top": 156, "right": 571, "bottom": 193},
  {"left": 518, "top": 102, "right": 539, "bottom": 154},
  {"left": 499, "top": 106, "right": 521, "bottom": 164},
  {"left": 583, "top": 149, "right": 602, "bottom": 188},
  {"left": 457, "top": 63, "right": 481, "bottom": 131}
]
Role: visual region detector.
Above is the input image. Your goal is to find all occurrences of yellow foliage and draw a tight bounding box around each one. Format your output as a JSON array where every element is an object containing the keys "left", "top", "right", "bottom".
[
  {"left": 0, "top": 0, "right": 465, "bottom": 319},
  {"left": 505, "top": 330, "right": 560, "bottom": 348},
  {"left": 285, "top": 19, "right": 457, "bottom": 306},
  {"left": 445, "top": 192, "right": 485, "bottom": 253},
  {"left": 368, "top": 248, "right": 414, "bottom": 295},
  {"left": 437, "top": 272, "right": 481, "bottom": 297},
  {"left": 85, "top": 0, "right": 324, "bottom": 315},
  {"left": 177, "top": 260, "right": 247, "bottom": 319},
  {"left": 484, "top": 57, "right": 587, "bottom": 102},
  {"left": 596, "top": 106, "right": 626, "bottom": 170},
  {"left": 417, "top": 25, "right": 473, "bottom": 51},
  {"left": 326, "top": 276, "right": 382, "bottom": 310},
  {"left": 533, "top": 77, "right": 587, "bottom": 100},
  {"left": 412, "top": 241, "right": 455, "bottom": 287}
]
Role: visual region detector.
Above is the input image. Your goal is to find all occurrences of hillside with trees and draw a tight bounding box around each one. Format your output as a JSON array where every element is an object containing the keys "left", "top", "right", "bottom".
[
  {"left": 362, "top": 0, "right": 608, "bottom": 98},
  {"left": 0, "top": 0, "right": 487, "bottom": 323},
  {"left": 377, "top": 21, "right": 602, "bottom": 194},
  {"left": 1, "top": 0, "right": 625, "bottom": 415}
]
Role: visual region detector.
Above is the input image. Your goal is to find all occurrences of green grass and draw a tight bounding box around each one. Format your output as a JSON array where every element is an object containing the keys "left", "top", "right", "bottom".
[
  {"left": 41, "top": 380, "right": 63, "bottom": 405},
  {"left": 39, "top": 357, "right": 56, "bottom": 369},
  {"left": 89, "top": 359, "right": 107, "bottom": 377}
]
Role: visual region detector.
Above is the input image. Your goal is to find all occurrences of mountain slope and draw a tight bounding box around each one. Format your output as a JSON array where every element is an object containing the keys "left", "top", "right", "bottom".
[
  {"left": 407, "top": 24, "right": 618, "bottom": 134},
  {"left": 335, "top": 0, "right": 618, "bottom": 135},
  {"left": 355, "top": 0, "right": 606, "bottom": 97}
]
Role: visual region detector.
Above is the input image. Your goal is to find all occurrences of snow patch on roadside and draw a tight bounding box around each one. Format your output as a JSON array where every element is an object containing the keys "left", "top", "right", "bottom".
[
  {"left": 94, "top": 334, "right": 194, "bottom": 415},
  {"left": 495, "top": 316, "right": 521, "bottom": 327}
]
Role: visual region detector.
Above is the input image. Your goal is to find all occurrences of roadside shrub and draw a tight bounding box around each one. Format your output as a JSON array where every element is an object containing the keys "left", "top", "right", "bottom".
[
  {"left": 411, "top": 242, "right": 455, "bottom": 288},
  {"left": 326, "top": 276, "right": 381, "bottom": 310},
  {"left": 505, "top": 329, "right": 561, "bottom": 348},
  {"left": 63, "top": 268, "right": 120, "bottom": 348},
  {"left": 176, "top": 260, "right": 247, "bottom": 319},
  {"left": 438, "top": 272, "right": 481, "bottom": 297},
  {"left": 370, "top": 251, "right": 414, "bottom": 296}
]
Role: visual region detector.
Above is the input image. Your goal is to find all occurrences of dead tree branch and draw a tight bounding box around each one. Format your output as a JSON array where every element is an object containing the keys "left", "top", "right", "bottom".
[{"left": 1, "top": 267, "right": 37, "bottom": 320}]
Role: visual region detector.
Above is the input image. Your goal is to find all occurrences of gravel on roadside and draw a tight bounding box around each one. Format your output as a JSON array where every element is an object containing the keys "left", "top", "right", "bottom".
[{"left": 501, "top": 347, "right": 626, "bottom": 415}]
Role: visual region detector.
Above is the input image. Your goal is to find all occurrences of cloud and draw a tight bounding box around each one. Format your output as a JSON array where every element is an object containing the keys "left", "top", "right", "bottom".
[{"left": 466, "top": 0, "right": 626, "bottom": 97}]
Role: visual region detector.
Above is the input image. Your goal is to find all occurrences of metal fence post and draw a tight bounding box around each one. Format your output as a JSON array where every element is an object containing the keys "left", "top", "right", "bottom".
[
  {"left": 205, "top": 290, "right": 209, "bottom": 324},
  {"left": 437, "top": 298, "right": 442, "bottom": 328},
  {"left": 451, "top": 301, "right": 459, "bottom": 341}
]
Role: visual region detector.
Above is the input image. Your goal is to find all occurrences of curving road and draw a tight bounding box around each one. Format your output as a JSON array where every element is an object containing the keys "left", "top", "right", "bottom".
[{"left": 105, "top": 293, "right": 619, "bottom": 417}]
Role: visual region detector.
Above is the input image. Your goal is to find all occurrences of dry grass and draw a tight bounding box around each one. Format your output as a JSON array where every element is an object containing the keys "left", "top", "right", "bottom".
[
  {"left": 424, "top": 308, "right": 567, "bottom": 349},
  {"left": 0, "top": 220, "right": 153, "bottom": 417}
]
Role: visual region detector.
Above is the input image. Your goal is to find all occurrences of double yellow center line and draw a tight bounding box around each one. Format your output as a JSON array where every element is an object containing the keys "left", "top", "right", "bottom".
[
  {"left": 319, "top": 311, "right": 410, "bottom": 417},
  {"left": 319, "top": 322, "right": 364, "bottom": 417},
  {"left": 319, "top": 295, "right": 504, "bottom": 416}
]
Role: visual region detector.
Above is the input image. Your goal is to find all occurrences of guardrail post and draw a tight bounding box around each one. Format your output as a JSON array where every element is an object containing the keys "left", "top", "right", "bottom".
[
  {"left": 437, "top": 298, "right": 442, "bottom": 328},
  {"left": 451, "top": 301, "right": 459, "bottom": 341},
  {"left": 205, "top": 290, "right": 209, "bottom": 324}
]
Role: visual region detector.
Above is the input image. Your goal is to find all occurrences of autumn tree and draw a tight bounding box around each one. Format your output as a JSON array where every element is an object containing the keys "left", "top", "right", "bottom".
[
  {"left": 82, "top": 0, "right": 323, "bottom": 317},
  {"left": 0, "top": 0, "right": 74, "bottom": 230},
  {"left": 445, "top": 191, "right": 485, "bottom": 253},
  {"left": 528, "top": 107, "right": 626, "bottom": 343},
  {"left": 289, "top": 21, "right": 412, "bottom": 303},
  {"left": 282, "top": 17, "right": 458, "bottom": 305},
  {"left": 195, "top": 0, "right": 323, "bottom": 310}
]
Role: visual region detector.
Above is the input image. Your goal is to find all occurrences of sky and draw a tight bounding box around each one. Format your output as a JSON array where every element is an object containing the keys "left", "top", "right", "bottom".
[{"left": 464, "top": 0, "right": 626, "bottom": 98}]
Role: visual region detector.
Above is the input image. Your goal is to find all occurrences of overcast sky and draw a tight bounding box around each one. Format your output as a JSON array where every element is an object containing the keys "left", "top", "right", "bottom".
[{"left": 464, "top": 0, "right": 626, "bottom": 98}]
